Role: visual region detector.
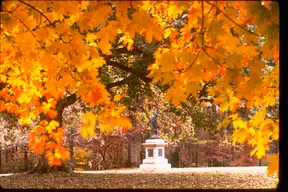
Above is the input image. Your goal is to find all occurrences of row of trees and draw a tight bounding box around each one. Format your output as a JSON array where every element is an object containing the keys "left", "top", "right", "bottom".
[{"left": 0, "top": 84, "right": 278, "bottom": 173}]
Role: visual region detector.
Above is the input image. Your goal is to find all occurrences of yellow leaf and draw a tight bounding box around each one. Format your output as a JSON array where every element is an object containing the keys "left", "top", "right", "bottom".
[
  {"left": 165, "top": 85, "right": 187, "bottom": 106},
  {"left": 232, "top": 128, "right": 247, "bottom": 145},
  {"left": 267, "top": 154, "right": 279, "bottom": 177},
  {"left": 232, "top": 119, "right": 247, "bottom": 130},
  {"left": 250, "top": 140, "right": 266, "bottom": 159},
  {"left": 127, "top": 10, "right": 163, "bottom": 42},
  {"left": 98, "top": 37, "right": 112, "bottom": 55},
  {"left": 18, "top": 116, "right": 31, "bottom": 125},
  {"left": 47, "top": 109, "right": 58, "bottom": 119},
  {"left": 17, "top": 93, "right": 32, "bottom": 104},
  {"left": 46, "top": 120, "right": 59, "bottom": 133},
  {"left": 206, "top": 20, "right": 226, "bottom": 44},
  {"left": 99, "top": 122, "right": 115, "bottom": 133},
  {"left": 7, "top": 77, "right": 27, "bottom": 88},
  {"left": 1, "top": 13, "right": 17, "bottom": 31},
  {"left": 248, "top": 127, "right": 256, "bottom": 135},
  {"left": 86, "top": 33, "right": 96, "bottom": 44},
  {"left": 113, "top": 94, "right": 122, "bottom": 102},
  {"left": 35, "top": 28, "right": 51, "bottom": 41},
  {"left": 217, "top": 118, "right": 231, "bottom": 130},
  {"left": 54, "top": 149, "right": 62, "bottom": 159},
  {"left": 163, "top": 28, "right": 178, "bottom": 40},
  {"left": 80, "top": 112, "right": 96, "bottom": 138},
  {"left": 271, "top": 120, "right": 279, "bottom": 140},
  {"left": 184, "top": 82, "right": 201, "bottom": 98},
  {"left": 118, "top": 34, "right": 134, "bottom": 51},
  {"left": 161, "top": 73, "right": 175, "bottom": 85},
  {"left": 250, "top": 108, "right": 266, "bottom": 127}
]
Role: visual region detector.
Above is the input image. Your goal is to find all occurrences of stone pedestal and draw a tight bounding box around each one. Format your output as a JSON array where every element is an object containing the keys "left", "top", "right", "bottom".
[{"left": 140, "top": 138, "right": 171, "bottom": 169}]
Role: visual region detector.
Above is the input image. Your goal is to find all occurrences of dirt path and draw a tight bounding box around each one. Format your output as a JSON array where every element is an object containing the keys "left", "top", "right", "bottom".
[{"left": 0, "top": 166, "right": 278, "bottom": 189}]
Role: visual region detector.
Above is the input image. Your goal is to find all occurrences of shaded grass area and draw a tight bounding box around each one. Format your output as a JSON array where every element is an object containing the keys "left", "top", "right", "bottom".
[{"left": 0, "top": 168, "right": 278, "bottom": 189}]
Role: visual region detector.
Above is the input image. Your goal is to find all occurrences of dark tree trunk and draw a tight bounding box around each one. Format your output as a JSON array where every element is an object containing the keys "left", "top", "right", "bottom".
[
  {"left": 5, "top": 149, "right": 8, "bottom": 163},
  {"left": 140, "top": 134, "right": 145, "bottom": 163},
  {"left": 24, "top": 146, "right": 28, "bottom": 171},
  {"left": 259, "top": 158, "right": 262, "bottom": 166},
  {"left": 231, "top": 145, "right": 234, "bottom": 166},
  {"left": 11, "top": 145, "right": 15, "bottom": 159},
  {"left": 127, "top": 142, "right": 131, "bottom": 167},
  {"left": 26, "top": 95, "right": 77, "bottom": 174},
  {"left": 27, "top": 114, "right": 68, "bottom": 174},
  {"left": 188, "top": 143, "right": 192, "bottom": 167},
  {"left": 28, "top": 154, "right": 48, "bottom": 174},
  {"left": 69, "top": 127, "right": 75, "bottom": 174},
  {"left": 195, "top": 144, "right": 198, "bottom": 167},
  {"left": 171, "top": 147, "right": 180, "bottom": 168},
  {"left": 127, "top": 133, "right": 141, "bottom": 167},
  {"left": 0, "top": 149, "right": 2, "bottom": 173}
]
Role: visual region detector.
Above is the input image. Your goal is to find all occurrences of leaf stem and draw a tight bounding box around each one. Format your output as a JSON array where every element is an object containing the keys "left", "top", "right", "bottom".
[
  {"left": 2, "top": 31, "right": 15, "bottom": 48},
  {"left": 18, "top": 18, "right": 43, "bottom": 47},
  {"left": 18, "top": 0, "right": 55, "bottom": 28},
  {"left": 204, "top": 1, "right": 258, "bottom": 37},
  {"left": 203, "top": 48, "right": 233, "bottom": 71},
  {"left": 201, "top": 1, "right": 205, "bottom": 48},
  {"left": 181, "top": 49, "right": 202, "bottom": 73}
]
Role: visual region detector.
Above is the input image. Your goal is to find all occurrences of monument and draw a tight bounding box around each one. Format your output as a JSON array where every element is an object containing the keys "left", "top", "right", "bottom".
[{"left": 140, "top": 109, "right": 171, "bottom": 169}]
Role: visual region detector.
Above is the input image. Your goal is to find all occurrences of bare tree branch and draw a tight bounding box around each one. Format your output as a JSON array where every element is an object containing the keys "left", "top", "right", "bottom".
[
  {"left": 0, "top": 83, "right": 6, "bottom": 91},
  {"left": 202, "top": 48, "right": 233, "bottom": 71},
  {"left": 205, "top": 1, "right": 258, "bottom": 37},
  {"left": 181, "top": 49, "right": 202, "bottom": 73},
  {"left": 2, "top": 31, "right": 15, "bottom": 48},
  {"left": 207, "top": 1, "right": 216, "bottom": 15},
  {"left": 106, "top": 61, "right": 151, "bottom": 83},
  {"left": 18, "top": 18, "right": 43, "bottom": 47},
  {"left": 18, "top": 0, "right": 55, "bottom": 28},
  {"left": 201, "top": 1, "right": 205, "bottom": 48},
  {"left": 105, "top": 78, "right": 130, "bottom": 89},
  {"left": 181, "top": 2, "right": 205, "bottom": 74}
]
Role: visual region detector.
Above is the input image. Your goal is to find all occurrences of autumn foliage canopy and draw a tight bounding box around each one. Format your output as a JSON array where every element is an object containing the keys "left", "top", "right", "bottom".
[{"left": 0, "top": 1, "right": 279, "bottom": 175}]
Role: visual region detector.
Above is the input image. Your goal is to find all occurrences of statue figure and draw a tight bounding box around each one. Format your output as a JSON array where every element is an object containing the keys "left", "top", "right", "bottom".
[{"left": 149, "top": 109, "right": 159, "bottom": 138}]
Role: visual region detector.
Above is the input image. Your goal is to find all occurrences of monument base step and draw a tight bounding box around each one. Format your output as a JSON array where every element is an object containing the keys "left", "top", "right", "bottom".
[
  {"left": 139, "top": 163, "right": 171, "bottom": 169},
  {"left": 142, "top": 158, "right": 168, "bottom": 164}
]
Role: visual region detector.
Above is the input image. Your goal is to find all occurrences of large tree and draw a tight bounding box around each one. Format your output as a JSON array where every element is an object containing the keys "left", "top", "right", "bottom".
[{"left": 0, "top": 1, "right": 279, "bottom": 175}]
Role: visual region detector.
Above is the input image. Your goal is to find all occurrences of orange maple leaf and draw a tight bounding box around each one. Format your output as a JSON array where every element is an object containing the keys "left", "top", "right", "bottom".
[
  {"left": 217, "top": 66, "right": 227, "bottom": 76},
  {"left": 47, "top": 109, "right": 58, "bottom": 119},
  {"left": 244, "top": 16, "right": 255, "bottom": 24}
]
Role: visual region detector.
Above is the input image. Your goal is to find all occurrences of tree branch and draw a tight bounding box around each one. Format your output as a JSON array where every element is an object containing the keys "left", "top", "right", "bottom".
[
  {"left": 105, "top": 78, "right": 130, "bottom": 89},
  {"left": 207, "top": 1, "right": 216, "bottom": 15},
  {"left": 181, "top": 49, "right": 202, "bottom": 73},
  {"left": 0, "top": 82, "right": 7, "bottom": 91},
  {"left": 106, "top": 61, "right": 151, "bottom": 83},
  {"left": 201, "top": 1, "right": 205, "bottom": 48},
  {"left": 18, "top": 18, "right": 43, "bottom": 47},
  {"left": 54, "top": 77, "right": 132, "bottom": 117},
  {"left": 2, "top": 31, "right": 15, "bottom": 48},
  {"left": 18, "top": 0, "right": 55, "bottom": 28},
  {"left": 56, "top": 93, "right": 78, "bottom": 112},
  {"left": 205, "top": 1, "right": 258, "bottom": 37},
  {"left": 202, "top": 48, "right": 233, "bottom": 71},
  {"left": 180, "top": 2, "right": 204, "bottom": 74}
]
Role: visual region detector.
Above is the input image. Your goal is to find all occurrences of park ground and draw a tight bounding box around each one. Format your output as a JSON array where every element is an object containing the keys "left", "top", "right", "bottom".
[{"left": 0, "top": 166, "right": 278, "bottom": 189}]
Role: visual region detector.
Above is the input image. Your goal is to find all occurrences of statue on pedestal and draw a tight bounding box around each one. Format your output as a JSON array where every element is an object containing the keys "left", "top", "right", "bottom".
[{"left": 149, "top": 109, "right": 160, "bottom": 138}]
